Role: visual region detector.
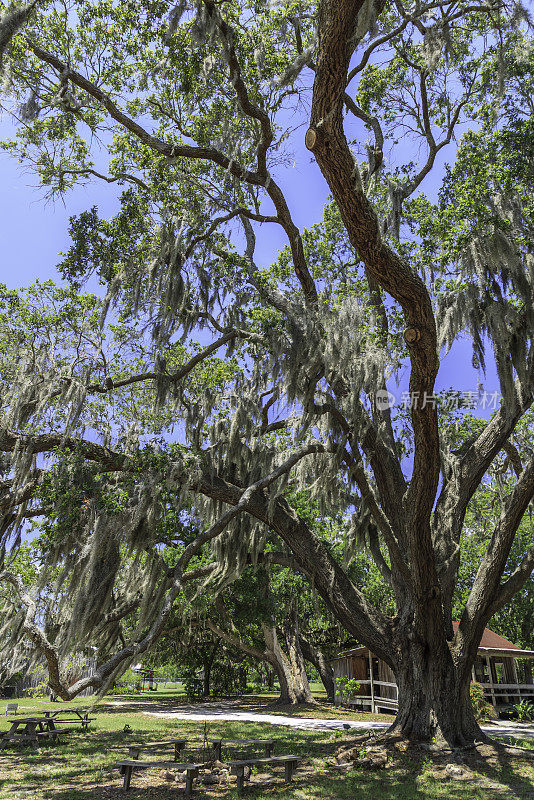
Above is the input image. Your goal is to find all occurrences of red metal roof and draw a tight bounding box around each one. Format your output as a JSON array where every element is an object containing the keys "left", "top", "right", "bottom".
[
  {"left": 334, "top": 624, "right": 534, "bottom": 662},
  {"left": 451, "top": 622, "right": 521, "bottom": 650}
]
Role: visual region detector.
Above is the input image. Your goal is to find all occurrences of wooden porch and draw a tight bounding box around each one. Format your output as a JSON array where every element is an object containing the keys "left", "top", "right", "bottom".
[{"left": 331, "top": 626, "right": 534, "bottom": 714}]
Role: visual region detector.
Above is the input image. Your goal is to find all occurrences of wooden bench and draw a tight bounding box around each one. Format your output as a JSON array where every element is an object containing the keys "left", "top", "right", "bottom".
[
  {"left": 37, "top": 727, "right": 71, "bottom": 740},
  {"left": 120, "top": 739, "right": 187, "bottom": 768},
  {"left": 116, "top": 759, "right": 207, "bottom": 793},
  {"left": 45, "top": 717, "right": 95, "bottom": 730},
  {"left": 228, "top": 755, "right": 300, "bottom": 795},
  {"left": 128, "top": 738, "right": 187, "bottom": 760},
  {"left": 5, "top": 703, "right": 18, "bottom": 715},
  {"left": 0, "top": 727, "right": 70, "bottom": 747},
  {"left": 211, "top": 738, "right": 275, "bottom": 760}
]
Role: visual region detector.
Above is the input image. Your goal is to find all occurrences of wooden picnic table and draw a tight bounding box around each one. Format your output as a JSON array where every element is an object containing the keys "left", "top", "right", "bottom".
[
  {"left": 0, "top": 716, "right": 70, "bottom": 749},
  {"left": 42, "top": 708, "right": 95, "bottom": 730}
]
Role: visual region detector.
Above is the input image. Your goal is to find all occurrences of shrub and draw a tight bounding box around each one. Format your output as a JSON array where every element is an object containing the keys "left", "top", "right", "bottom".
[
  {"left": 511, "top": 700, "right": 534, "bottom": 722},
  {"left": 26, "top": 680, "right": 49, "bottom": 699},
  {"left": 181, "top": 668, "right": 204, "bottom": 700},
  {"left": 470, "top": 681, "right": 497, "bottom": 721},
  {"left": 106, "top": 683, "right": 134, "bottom": 696},
  {"left": 337, "top": 676, "right": 361, "bottom": 703}
]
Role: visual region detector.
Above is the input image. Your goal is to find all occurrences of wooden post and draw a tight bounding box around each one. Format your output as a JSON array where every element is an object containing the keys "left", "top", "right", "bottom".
[
  {"left": 234, "top": 767, "right": 245, "bottom": 796},
  {"left": 368, "top": 651, "right": 375, "bottom": 713},
  {"left": 485, "top": 656, "right": 496, "bottom": 706},
  {"left": 510, "top": 657, "right": 520, "bottom": 702},
  {"left": 185, "top": 769, "right": 195, "bottom": 797},
  {"left": 285, "top": 760, "right": 297, "bottom": 782},
  {"left": 123, "top": 765, "right": 133, "bottom": 791}
]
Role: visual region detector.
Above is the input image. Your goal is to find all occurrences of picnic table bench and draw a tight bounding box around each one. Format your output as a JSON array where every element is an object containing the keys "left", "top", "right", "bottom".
[
  {"left": 227, "top": 755, "right": 301, "bottom": 795},
  {"left": 116, "top": 753, "right": 300, "bottom": 795},
  {"left": 116, "top": 759, "right": 209, "bottom": 794},
  {"left": 123, "top": 738, "right": 187, "bottom": 762},
  {"left": 0, "top": 716, "right": 71, "bottom": 749},
  {"left": 42, "top": 708, "right": 95, "bottom": 730},
  {"left": 211, "top": 738, "right": 275, "bottom": 760}
]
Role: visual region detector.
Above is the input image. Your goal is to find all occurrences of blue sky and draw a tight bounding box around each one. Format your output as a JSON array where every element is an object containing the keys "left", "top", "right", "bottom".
[
  {"left": 0, "top": 117, "right": 121, "bottom": 289},
  {"left": 0, "top": 110, "right": 498, "bottom": 412}
]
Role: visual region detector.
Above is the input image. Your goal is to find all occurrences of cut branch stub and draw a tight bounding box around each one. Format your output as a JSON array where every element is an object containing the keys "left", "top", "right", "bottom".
[
  {"left": 305, "top": 127, "right": 322, "bottom": 151},
  {"left": 404, "top": 326, "right": 422, "bottom": 344}
]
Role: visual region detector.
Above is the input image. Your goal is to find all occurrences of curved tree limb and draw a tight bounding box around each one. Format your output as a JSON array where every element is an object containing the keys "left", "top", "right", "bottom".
[{"left": 456, "top": 455, "right": 534, "bottom": 662}]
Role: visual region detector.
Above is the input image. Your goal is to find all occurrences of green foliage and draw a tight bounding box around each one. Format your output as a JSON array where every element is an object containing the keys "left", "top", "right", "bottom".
[
  {"left": 182, "top": 668, "right": 204, "bottom": 700},
  {"left": 469, "top": 682, "right": 497, "bottom": 721},
  {"left": 337, "top": 676, "right": 361, "bottom": 702},
  {"left": 512, "top": 700, "right": 534, "bottom": 722}
]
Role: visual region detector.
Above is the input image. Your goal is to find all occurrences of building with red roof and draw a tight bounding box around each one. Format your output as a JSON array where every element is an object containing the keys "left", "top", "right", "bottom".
[{"left": 332, "top": 624, "right": 534, "bottom": 713}]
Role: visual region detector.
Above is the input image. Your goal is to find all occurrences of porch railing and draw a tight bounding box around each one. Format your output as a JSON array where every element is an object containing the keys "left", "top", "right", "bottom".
[
  {"left": 478, "top": 682, "right": 534, "bottom": 706},
  {"left": 335, "top": 678, "right": 399, "bottom": 712},
  {"left": 335, "top": 678, "right": 534, "bottom": 711}
]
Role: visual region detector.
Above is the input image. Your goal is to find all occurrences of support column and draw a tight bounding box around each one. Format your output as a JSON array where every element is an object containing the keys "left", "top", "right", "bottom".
[
  {"left": 485, "top": 656, "right": 496, "bottom": 707},
  {"left": 510, "top": 657, "right": 520, "bottom": 702},
  {"left": 368, "top": 651, "right": 375, "bottom": 713}
]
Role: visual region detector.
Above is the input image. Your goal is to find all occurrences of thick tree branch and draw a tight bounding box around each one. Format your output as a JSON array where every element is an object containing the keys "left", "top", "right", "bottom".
[
  {"left": 308, "top": 0, "right": 444, "bottom": 652},
  {"left": 0, "top": 429, "right": 127, "bottom": 471},
  {"left": 457, "top": 456, "right": 534, "bottom": 658},
  {"left": 206, "top": 619, "right": 270, "bottom": 662},
  {"left": 25, "top": 39, "right": 265, "bottom": 186},
  {"left": 489, "top": 542, "right": 534, "bottom": 615},
  {"left": 85, "top": 330, "right": 251, "bottom": 394},
  {"left": 192, "top": 470, "right": 393, "bottom": 663}
]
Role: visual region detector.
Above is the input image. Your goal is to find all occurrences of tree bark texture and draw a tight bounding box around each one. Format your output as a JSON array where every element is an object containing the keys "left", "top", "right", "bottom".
[
  {"left": 390, "top": 635, "right": 483, "bottom": 745},
  {"left": 299, "top": 636, "right": 335, "bottom": 701},
  {"left": 262, "top": 623, "right": 314, "bottom": 704}
]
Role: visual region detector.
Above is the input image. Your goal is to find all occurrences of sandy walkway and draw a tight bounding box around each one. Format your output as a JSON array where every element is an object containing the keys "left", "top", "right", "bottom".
[{"left": 137, "top": 700, "right": 534, "bottom": 738}]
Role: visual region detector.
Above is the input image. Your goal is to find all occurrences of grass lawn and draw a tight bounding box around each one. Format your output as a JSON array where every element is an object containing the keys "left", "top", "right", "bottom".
[{"left": 0, "top": 693, "right": 533, "bottom": 799}]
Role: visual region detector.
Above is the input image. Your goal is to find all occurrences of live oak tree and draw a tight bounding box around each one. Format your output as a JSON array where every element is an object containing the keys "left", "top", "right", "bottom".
[
  {"left": 204, "top": 561, "right": 329, "bottom": 704},
  {"left": 0, "top": 0, "right": 534, "bottom": 746}
]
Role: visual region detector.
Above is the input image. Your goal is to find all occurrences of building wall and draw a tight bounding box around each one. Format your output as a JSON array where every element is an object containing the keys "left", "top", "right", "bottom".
[{"left": 332, "top": 650, "right": 534, "bottom": 711}]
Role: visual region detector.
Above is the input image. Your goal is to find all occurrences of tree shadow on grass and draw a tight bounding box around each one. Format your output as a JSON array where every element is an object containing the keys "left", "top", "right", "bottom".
[
  {"left": 19, "top": 763, "right": 507, "bottom": 800},
  {"left": 468, "top": 739, "right": 534, "bottom": 797},
  {"left": 5, "top": 725, "right": 534, "bottom": 800}
]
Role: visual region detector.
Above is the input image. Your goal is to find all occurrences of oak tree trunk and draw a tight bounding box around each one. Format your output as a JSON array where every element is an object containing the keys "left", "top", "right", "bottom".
[
  {"left": 390, "top": 641, "right": 484, "bottom": 746},
  {"left": 202, "top": 641, "right": 220, "bottom": 698},
  {"left": 299, "top": 635, "right": 335, "bottom": 701},
  {"left": 263, "top": 623, "right": 314, "bottom": 704},
  {"left": 266, "top": 668, "right": 275, "bottom": 689},
  {"left": 285, "top": 603, "right": 315, "bottom": 703}
]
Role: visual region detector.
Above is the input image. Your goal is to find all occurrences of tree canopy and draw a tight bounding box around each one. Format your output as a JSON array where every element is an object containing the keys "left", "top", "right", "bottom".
[{"left": 0, "top": 0, "right": 533, "bottom": 746}]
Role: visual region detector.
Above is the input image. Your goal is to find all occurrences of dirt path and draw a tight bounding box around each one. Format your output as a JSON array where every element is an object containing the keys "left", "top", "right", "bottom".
[{"left": 106, "top": 699, "right": 534, "bottom": 738}]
